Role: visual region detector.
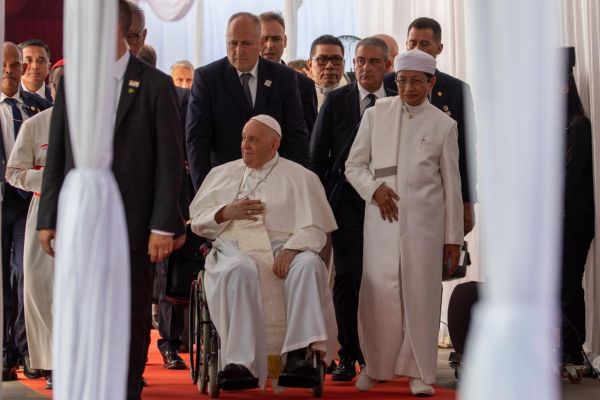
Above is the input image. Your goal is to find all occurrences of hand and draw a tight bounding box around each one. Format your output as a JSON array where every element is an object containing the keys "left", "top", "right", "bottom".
[
  {"left": 273, "top": 249, "right": 300, "bottom": 279},
  {"left": 173, "top": 233, "right": 186, "bottom": 251},
  {"left": 372, "top": 184, "right": 400, "bottom": 222},
  {"left": 464, "top": 202, "right": 475, "bottom": 235},
  {"left": 148, "top": 232, "right": 174, "bottom": 263},
  {"left": 39, "top": 229, "right": 56, "bottom": 257},
  {"left": 443, "top": 244, "right": 462, "bottom": 276},
  {"left": 215, "top": 199, "right": 264, "bottom": 224}
]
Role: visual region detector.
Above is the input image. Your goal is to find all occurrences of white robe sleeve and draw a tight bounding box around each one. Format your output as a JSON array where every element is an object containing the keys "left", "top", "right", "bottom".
[
  {"left": 440, "top": 123, "right": 464, "bottom": 244},
  {"left": 189, "top": 168, "right": 232, "bottom": 239},
  {"left": 283, "top": 225, "right": 327, "bottom": 253},
  {"left": 5, "top": 119, "right": 43, "bottom": 193},
  {"left": 344, "top": 107, "right": 384, "bottom": 203}
]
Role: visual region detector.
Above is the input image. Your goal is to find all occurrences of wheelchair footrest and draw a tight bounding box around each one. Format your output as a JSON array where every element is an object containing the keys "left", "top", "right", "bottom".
[
  {"left": 278, "top": 372, "right": 320, "bottom": 388},
  {"left": 218, "top": 375, "right": 259, "bottom": 391}
]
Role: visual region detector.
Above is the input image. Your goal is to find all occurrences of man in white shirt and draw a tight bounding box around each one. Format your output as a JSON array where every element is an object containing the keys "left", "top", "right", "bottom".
[
  {"left": 190, "top": 115, "right": 337, "bottom": 391},
  {"left": 18, "top": 39, "right": 52, "bottom": 102}
]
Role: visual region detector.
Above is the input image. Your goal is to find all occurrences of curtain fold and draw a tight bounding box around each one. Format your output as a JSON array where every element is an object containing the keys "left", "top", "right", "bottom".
[
  {"left": 136, "top": 0, "right": 196, "bottom": 21},
  {"left": 460, "top": 1, "right": 562, "bottom": 399},
  {"left": 55, "top": 2, "right": 130, "bottom": 399},
  {"left": 0, "top": 0, "right": 5, "bottom": 388}
]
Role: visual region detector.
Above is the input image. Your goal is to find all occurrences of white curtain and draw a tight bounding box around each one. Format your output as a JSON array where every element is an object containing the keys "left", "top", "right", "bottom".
[
  {"left": 460, "top": 1, "right": 562, "bottom": 399},
  {"left": 55, "top": 2, "right": 130, "bottom": 399},
  {"left": 0, "top": 0, "right": 4, "bottom": 393},
  {"left": 560, "top": 0, "right": 600, "bottom": 357},
  {"left": 135, "top": 0, "right": 195, "bottom": 21}
]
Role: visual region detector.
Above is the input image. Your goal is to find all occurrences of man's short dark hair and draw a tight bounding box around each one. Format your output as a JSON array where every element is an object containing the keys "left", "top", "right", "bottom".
[
  {"left": 259, "top": 11, "right": 285, "bottom": 30},
  {"left": 309, "top": 35, "right": 344, "bottom": 57},
  {"left": 118, "top": 0, "right": 133, "bottom": 35},
  {"left": 355, "top": 37, "right": 389, "bottom": 62},
  {"left": 128, "top": 0, "right": 146, "bottom": 30},
  {"left": 227, "top": 12, "right": 261, "bottom": 37},
  {"left": 18, "top": 39, "right": 51, "bottom": 60},
  {"left": 407, "top": 17, "right": 442, "bottom": 43}
]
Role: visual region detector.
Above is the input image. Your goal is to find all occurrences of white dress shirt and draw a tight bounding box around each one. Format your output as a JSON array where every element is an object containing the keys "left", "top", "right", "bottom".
[
  {"left": 1, "top": 91, "right": 32, "bottom": 158},
  {"left": 21, "top": 82, "right": 48, "bottom": 100},
  {"left": 357, "top": 82, "right": 386, "bottom": 116}
]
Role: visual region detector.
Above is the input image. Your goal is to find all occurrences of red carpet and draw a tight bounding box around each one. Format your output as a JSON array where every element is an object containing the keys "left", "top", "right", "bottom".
[{"left": 19, "top": 330, "right": 457, "bottom": 399}]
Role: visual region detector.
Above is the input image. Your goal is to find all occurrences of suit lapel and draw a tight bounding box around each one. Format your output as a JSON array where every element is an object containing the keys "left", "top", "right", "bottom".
[
  {"left": 254, "top": 58, "right": 271, "bottom": 113},
  {"left": 431, "top": 69, "right": 447, "bottom": 108},
  {"left": 115, "top": 56, "right": 143, "bottom": 130},
  {"left": 20, "top": 90, "right": 41, "bottom": 117},
  {"left": 223, "top": 60, "right": 253, "bottom": 112},
  {"left": 347, "top": 83, "right": 360, "bottom": 126}
]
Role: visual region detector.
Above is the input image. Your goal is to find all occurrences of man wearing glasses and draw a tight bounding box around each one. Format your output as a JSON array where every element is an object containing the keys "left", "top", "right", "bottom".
[
  {"left": 126, "top": 2, "right": 147, "bottom": 56},
  {"left": 345, "top": 49, "right": 463, "bottom": 396},
  {"left": 307, "top": 35, "right": 346, "bottom": 111}
]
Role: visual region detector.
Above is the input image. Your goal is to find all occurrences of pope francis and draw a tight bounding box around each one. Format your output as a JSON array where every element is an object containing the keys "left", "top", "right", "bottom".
[{"left": 189, "top": 114, "right": 338, "bottom": 391}]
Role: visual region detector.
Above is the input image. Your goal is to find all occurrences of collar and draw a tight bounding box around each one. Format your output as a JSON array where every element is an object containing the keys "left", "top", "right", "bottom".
[
  {"left": 401, "top": 98, "right": 430, "bottom": 116},
  {"left": 242, "top": 152, "right": 279, "bottom": 181},
  {"left": 237, "top": 60, "right": 259, "bottom": 79},
  {"left": 20, "top": 82, "right": 47, "bottom": 99},
  {"left": 114, "top": 50, "right": 131, "bottom": 81},
  {"left": 357, "top": 82, "right": 386, "bottom": 101},
  {"left": 316, "top": 82, "right": 339, "bottom": 94},
  {"left": 1, "top": 90, "right": 24, "bottom": 104}
]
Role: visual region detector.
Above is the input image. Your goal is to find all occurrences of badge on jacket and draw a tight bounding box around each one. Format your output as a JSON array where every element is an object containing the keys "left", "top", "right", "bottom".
[{"left": 442, "top": 105, "right": 451, "bottom": 116}]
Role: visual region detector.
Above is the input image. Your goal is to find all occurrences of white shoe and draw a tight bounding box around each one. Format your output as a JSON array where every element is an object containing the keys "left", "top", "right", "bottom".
[
  {"left": 409, "top": 378, "right": 435, "bottom": 396},
  {"left": 355, "top": 369, "right": 377, "bottom": 391}
]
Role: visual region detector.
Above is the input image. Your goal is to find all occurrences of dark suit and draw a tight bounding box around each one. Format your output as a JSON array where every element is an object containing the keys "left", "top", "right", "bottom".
[
  {"left": 384, "top": 69, "right": 476, "bottom": 202},
  {"left": 310, "top": 82, "right": 396, "bottom": 364},
  {"left": 2, "top": 90, "right": 51, "bottom": 367},
  {"left": 37, "top": 54, "right": 184, "bottom": 399},
  {"left": 186, "top": 57, "right": 308, "bottom": 190},
  {"left": 281, "top": 60, "right": 318, "bottom": 134},
  {"left": 19, "top": 83, "right": 53, "bottom": 104}
]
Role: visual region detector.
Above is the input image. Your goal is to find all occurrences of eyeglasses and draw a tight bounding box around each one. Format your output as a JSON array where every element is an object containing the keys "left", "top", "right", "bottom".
[
  {"left": 354, "top": 57, "right": 384, "bottom": 67},
  {"left": 311, "top": 55, "right": 344, "bottom": 67},
  {"left": 126, "top": 29, "right": 145, "bottom": 45},
  {"left": 396, "top": 77, "right": 430, "bottom": 86}
]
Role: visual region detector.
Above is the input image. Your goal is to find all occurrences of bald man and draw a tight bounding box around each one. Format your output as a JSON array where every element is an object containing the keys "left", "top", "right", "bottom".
[{"left": 373, "top": 34, "right": 399, "bottom": 72}]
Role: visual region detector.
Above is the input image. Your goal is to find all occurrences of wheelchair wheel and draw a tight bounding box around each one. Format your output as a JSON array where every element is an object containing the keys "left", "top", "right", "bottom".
[
  {"left": 312, "top": 354, "right": 325, "bottom": 398},
  {"left": 208, "top": 358, "right": 220, "bottom": 398},
  {"left": 189, "top": 280, "right": 200, "bottom": 385},
  {"left": 197, "top": 273, "right": 210, "bottom": 394}
]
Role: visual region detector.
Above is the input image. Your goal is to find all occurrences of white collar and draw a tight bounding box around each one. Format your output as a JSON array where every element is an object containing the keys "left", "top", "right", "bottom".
[
  {"left": 1, "top": 90, "right": 24, "bottom": 104},
  {"left": 20, "top": 83, "right": 46, "bottom": 99},
  {"left": 114, "top": 50, "right": 131, "bottom": 81},
  {"left": 237, "top": 60, "right": 259, "bottom": 78},
  {"left": 357, "top": 82, "right": 386, "bottom": 102}
]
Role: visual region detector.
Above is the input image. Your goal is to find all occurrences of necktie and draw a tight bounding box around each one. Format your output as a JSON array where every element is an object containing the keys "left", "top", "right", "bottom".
[
  {"left": 241, "top": 73, "right": 253, "bottom": 108},
  {"left": 3, "top": 98, "right": 23, "bottom": 137},
  {"left": 362, "top": 93, "right": 377, "bottom": 116}
]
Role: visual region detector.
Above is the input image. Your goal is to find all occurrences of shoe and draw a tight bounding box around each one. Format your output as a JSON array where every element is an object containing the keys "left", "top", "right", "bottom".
[
  {"left": 162, "top": 350, "right": 187, "bottom": 370},
  {"left": 218, "top": 363, "right": 259, "bottom": 390},
  {"left": 45, "top": 372, "right": 53, "bottom": 390},
  {"left": 141, "top": 376, "right": 147, "bottom": 387},
  {"left": 332, "top": 358, "right": 357, "bottom": 381},
  {"left": 355, "top": 369, "right": 377, "bottom": 391},
  {"left": 23, "top": 355, "right": 44, "bottom": 379},
  {"left": 2, "top": 364, "right": 17, "bottom": 381},
  {"left": 278, "top": 348, "right": 320, "bottom": 388},
  {"left": 325, "top": 360, "right": 337, "bottom": 374},
  {"left": 409, "top": 378, "right": 435, "bottom": 396}
]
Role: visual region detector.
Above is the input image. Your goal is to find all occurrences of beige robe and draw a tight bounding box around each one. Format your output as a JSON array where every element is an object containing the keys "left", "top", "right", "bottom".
[
  {"left": 345, "top": 97, "right": 463, "bottom": 383},
  {"left": 5, "top": 108, "right": 54, "bottom": 369}
]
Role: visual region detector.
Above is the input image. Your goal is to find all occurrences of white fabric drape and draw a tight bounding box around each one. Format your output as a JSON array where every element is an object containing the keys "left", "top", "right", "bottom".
[
  {"left": 460, "top": 1, "right": 562, "bottom": 399},
  {"left": 55, "top": 2, "right": 130, "bottom": 399},
  {"left": 281, "top": 0, "right": 301, "bottom": 61},
  {"left": 560, "top": 0, "right": 600, "bottom": 356},
  {"left": 134, "top": 0, "right": 195, "bottom": 20},
  {"left": 0, "top": 0, "right": 5, "bottom": 392}
]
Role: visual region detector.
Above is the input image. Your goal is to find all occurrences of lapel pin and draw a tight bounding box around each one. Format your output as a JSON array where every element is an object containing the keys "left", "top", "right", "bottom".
[
  {"left": 264, "top": 80, "right": 272, "bottom": 87},
  {"left": 129, "top": 80, "right": 140, "bottom": 88},
  {"left": 30, "top": 105, "right": 37, "bottom": 112},
  {"left": 437, "top": 91, "right": 443, "bottom": 97},
  {"left": 128, "top": 88, "right": 136, "bottom": 94}
]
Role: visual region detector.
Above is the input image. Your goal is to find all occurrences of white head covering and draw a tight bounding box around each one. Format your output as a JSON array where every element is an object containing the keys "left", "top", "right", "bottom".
[
  {"left": 394, "top": 49, "right": 436, "bottom": 75},
  {"left": 249, "top": 114, "right": 282, "bottom": 137}
]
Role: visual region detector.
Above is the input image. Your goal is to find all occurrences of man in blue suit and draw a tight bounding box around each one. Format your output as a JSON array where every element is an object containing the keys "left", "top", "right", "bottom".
[
  {"left": 1, "top": 41, "right": 51, "bottom": 381},
  {"left": 18, "top": 39, "right": 53, "bottom": 103},
  {"left": 186, "top": 12, "right": 308, "bottom": 190},
  {"left": 310, "top": 37, "right": 396, "bottom": 382},
  {"left": 384, "top": 17, "right": 477, "bottom": 234}
]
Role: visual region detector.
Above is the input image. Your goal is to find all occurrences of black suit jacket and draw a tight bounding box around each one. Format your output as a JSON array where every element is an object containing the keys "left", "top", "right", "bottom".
[
  {"left": 384, "top": 70, "right": 476, "bottom": 202},
  {"left": 38, "top": 55, "right": 184, "bottom": 252},
  {"left": 186, "top": 57, "right": 309, "bottom": 190},
  {"left": 310, "top": 82, "right": 396, "bottom": 190},
  {"left": 281, "top": 60, "right": 318, "bottom": 134}
]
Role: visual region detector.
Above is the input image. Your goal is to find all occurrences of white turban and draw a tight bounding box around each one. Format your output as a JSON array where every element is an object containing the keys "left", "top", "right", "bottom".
[
  {"left": 249, "top": 114, "right": 282, "bottom": 137},
  {"left": 394, "top": 49, "right": 436, "bottom": 75}
]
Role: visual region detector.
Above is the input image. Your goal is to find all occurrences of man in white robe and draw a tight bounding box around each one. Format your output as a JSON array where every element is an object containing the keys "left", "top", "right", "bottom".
[
  {"left": 189, "top": 114, "right": 338, "bottom": 391},
  {"left": 345, "top": 49, "right": 463, "bottom": 396}
]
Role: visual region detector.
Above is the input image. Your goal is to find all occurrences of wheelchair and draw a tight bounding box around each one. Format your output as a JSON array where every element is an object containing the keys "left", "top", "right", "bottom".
[{"left": 189, "top": 270, "right": 326, "bottom": 398}]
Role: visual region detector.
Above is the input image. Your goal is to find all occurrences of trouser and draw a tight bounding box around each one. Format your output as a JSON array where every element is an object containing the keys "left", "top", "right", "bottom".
[
  {"left": 126, "top": 251, "right": 155, "bottom": 400},
  {"left": 560, "top": 214, "right": 594, "bottom": 360},
  {"left": 155, "top": 259, "right": 185, "bottom": 353},
  {"left": 2, "top": 197, "right": 29, "bottom": 367},
  {"left": 331, "top": 183, "right": 365, "bottom": 364}
]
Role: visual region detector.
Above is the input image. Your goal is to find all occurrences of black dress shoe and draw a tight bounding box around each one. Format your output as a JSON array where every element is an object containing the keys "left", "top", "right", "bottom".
[
  {"left": 45, "top": 373, "right": 53, "bottom": 389},
  {"left": 2, "top": 364, "right": 17, "bottom": 381},
  {"left": 218, "top": 363, "right": 259, "bottom": 390},
  {"left": 162, "top": 350, "right": 187, "bottom": 370},
  {"left": 141, "top": 376, "right": 147, "bottom": 387},
  {"left": 331, "top": 358, "right": 357, "bottom": 381},
  {"left": 23, "top": 355, "right": 44, "bottom": 379},
  {"left": 279, "top": 348, "right": 320, "bottom": 388}
]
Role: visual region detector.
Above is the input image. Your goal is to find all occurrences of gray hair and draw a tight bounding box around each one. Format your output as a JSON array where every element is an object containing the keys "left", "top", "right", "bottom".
[
  {"left": 355, "top": 37, "right": 390, "bottom": 62},
  {"left": 170, "top": 60, "right": 195, "bottom": 73}
]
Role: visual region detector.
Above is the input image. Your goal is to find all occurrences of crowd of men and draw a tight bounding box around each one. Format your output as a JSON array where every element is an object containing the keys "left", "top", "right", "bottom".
[{"left": 2, "top": 1, "right": 482, "bottom": 399}]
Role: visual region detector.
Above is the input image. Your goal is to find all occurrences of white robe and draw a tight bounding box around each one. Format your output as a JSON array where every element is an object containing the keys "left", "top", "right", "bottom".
[
  {"left": 5, "top": 108, "right": 54, "bottom": 370},
  {"left": 189, "top": 156, "right": 338, "bottom": 389},
  {"left": 345, "top": 97, "right": 463, "bottom": 383}
]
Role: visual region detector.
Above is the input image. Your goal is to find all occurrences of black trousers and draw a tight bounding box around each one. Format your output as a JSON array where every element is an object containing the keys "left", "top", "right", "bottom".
[
  {"left": 155, "top": 259, "right": 185, "bottom": 353},
  {"left": 560, "top": 214, "right": 594, "bottom": 361},
  {"left": 331, "top": 183, "right": 365, "bottom": 363},
  {"left": 127, "top": 251, "right": 155, "bottom": 400}
]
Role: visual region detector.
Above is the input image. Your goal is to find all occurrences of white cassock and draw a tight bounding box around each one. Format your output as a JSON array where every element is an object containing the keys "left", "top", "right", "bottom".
[
  {"left": 5, "top": 108, "right": 54, "bottom": 370},
  {"left": 189, "top": 155, "right": 338, "bottom": 389},
  {"left": 345, "top": 97, "right": 463, "bottom": 384}
]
